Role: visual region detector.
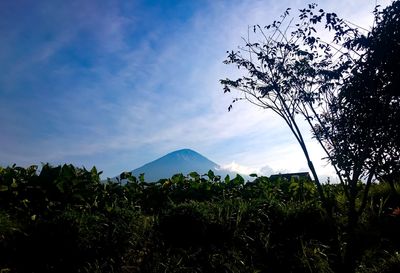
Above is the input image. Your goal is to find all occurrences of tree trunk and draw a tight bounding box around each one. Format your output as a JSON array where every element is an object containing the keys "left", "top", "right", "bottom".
[
  {"left": 342, "top": 180, "right": 360, "bottom": 273},
  {"left": 306, "top": 158, "right": 331, "bottom": 217}
]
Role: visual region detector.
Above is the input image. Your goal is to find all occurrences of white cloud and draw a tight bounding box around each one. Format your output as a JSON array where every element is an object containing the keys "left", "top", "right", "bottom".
[
  {"left": 59, "top": 1, "right": 386, "bottom": 177},
  {"left": 1, "top": 0, "right": 393, "bottom": 179},
  {"left": 259, "top": 165, "right": 275, "bottom": 177},
  {"left": 219, "top": 161, "right": 260, "bottom": 175}
]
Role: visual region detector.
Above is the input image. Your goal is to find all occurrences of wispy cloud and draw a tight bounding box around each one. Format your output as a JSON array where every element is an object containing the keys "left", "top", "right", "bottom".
[{"left": 0, "top": 0, "right": 391, "bottom": 178}]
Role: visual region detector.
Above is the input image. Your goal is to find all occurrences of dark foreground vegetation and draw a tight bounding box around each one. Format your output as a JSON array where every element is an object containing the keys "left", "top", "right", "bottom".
[{"left": 1, "top": 164, "right": 399, "bottom": 273}]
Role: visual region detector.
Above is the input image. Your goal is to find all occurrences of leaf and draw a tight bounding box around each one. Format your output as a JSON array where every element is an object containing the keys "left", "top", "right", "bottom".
[
  {"left": 120, "top": 171, "right": 131, "bottom": 180},
  {"left": 0, "top": 185, "right": 8, "bottom": 192},
  {"left": 207, "top": 170, "right": 215, "bottom": 180},
  {"left": 139, "top": 173, "right": 145, "bottom": 183},
  {"left": 22, "top": 198, "right": 30, "bottom": 208},
  {"left": 11, "top": 178, "right": 18, "bottom": 188},
  {"left": 224, "top": 175, "right": 230, "bottom": 184},
  {"left": 27, "top": 165, "right": 38, "bottom": 175},
  {"left": 127, "top": 175, "right": 137, "bottom": 183},
  {"left": 233, "top": 174, "right": 245, "bottom": 185},
  {"left": 91, "top": 166, "right": 98, "bottom": 174},
  {"left": 106, "top": 206, "right": 113, "bottom": 213},
  {"left": 189, "top": 172, "right": 200, "bottom": 179},
  {"left": 249, "top": 173, "right": 258, "bottom": 177}
]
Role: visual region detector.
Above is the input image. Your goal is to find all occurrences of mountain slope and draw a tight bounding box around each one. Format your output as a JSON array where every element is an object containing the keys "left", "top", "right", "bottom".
[{"left": 131, "top": 149, "right": 222, "bottom": 182}]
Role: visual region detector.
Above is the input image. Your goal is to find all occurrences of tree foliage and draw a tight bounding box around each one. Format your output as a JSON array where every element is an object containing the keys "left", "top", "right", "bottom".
[
  {"left": 221, "top": 1, "right": 399, "bottom": 214},
  {"left": 320, "top": 1, "right": 400, "bottom": 183},
  {"left": 221, "top": 3, "right": 400, "bottom": 271},
  {"left": 312, "top": 2, "right": 400, "bottom": 231},
  {"left": 221, "top": 4, "right": 365, "bottom": 212}
]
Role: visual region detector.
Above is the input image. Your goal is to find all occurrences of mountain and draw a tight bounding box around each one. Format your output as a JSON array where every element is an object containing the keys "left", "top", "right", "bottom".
[{"left": 130, "top": 148, "right": 231, "bottom": 182}]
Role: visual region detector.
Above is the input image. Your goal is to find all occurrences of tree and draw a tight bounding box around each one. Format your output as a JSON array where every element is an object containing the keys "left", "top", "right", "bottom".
[
  {"left": 323, "top": 1, "right": 400, "bottom": 199},
  {"left": 221, "top": 2, "right": 400, "bottom": 272},
  {"left": 221, "top": 4, "right": 360, "bottom": 213}
]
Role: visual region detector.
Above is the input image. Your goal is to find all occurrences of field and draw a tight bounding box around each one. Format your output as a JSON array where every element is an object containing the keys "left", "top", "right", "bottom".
[{"left": 1, "top": 164, "right": 399, "bottom": 273}]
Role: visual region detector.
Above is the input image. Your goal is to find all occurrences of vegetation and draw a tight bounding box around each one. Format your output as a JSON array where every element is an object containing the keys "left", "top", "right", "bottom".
[
  {"left": 0, "top": 164, "right": 399, "bottom": 272},
  {"left": 221, "top": 2, "right": 399, "bottom": 271}
]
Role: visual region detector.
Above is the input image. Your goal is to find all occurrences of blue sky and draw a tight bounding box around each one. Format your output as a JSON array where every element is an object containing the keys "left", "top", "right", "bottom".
[{"left": 0, "top": 0, "right": 391, "bottom": 179}]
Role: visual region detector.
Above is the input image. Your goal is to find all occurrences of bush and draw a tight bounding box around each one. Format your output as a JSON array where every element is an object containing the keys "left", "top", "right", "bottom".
[{"left": 1, "top": 164, "right": 399, "bottom": 272}]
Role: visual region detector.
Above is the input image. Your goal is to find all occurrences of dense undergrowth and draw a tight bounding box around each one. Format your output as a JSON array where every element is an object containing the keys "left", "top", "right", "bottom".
[{"left": 0, "top": 164, "right": 399, "bottom": 272}]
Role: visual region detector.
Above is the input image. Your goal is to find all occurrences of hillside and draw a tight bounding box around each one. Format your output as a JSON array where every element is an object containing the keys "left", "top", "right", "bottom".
[{"left": 131, "top": 148, "right": 233, "bottom": 181}]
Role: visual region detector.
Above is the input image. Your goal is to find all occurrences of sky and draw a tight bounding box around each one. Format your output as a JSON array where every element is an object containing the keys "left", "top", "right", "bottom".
[{"left": 0, "top": 0, "right": 392, "bottom": 180}]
